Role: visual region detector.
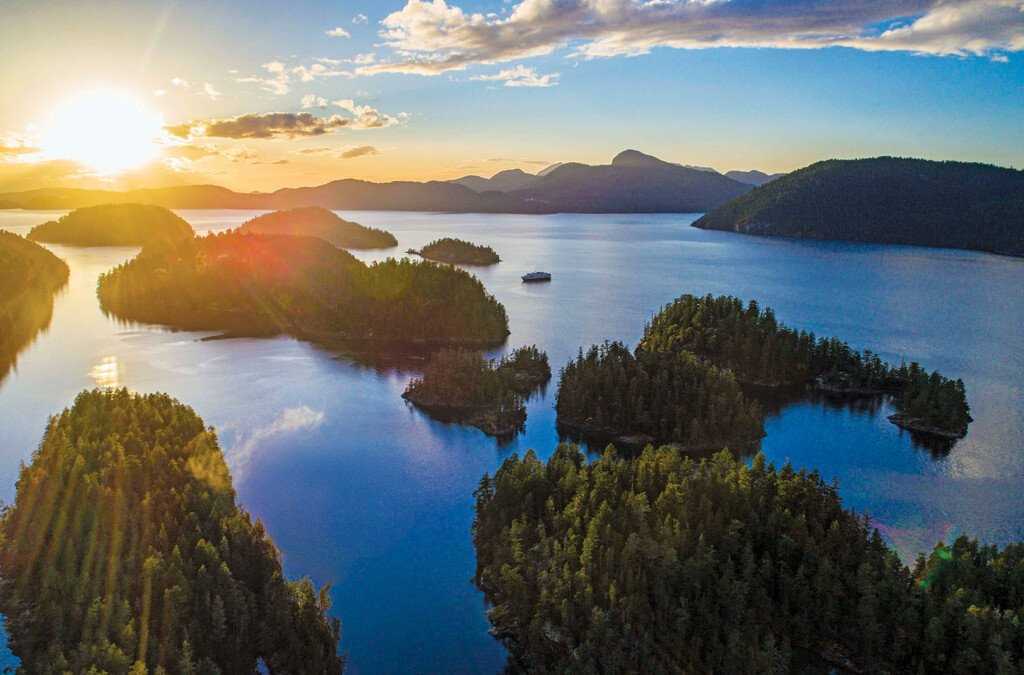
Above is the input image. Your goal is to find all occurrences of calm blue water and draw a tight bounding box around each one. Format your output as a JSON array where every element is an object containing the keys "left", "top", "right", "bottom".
[{"left": 1, "top": 209, "right": 1023, "bottom": 673}]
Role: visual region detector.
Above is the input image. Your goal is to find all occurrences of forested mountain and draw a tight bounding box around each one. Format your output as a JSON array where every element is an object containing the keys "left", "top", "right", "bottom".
[
  {"left": 27, "top": 204, "right": 194, "bottom": 247},
  {"left": 474, "top": 445, "right": 1024, "bottom": 673},
  {"left": 641, "top": 294, "right": 971, "bottom": 438},
  {"left": 0, "top": 231, "right": 68, "bottom": 382},
  {"left": 239, "top": 207, "right": 397, "bottom": 249},
  {"left": 0, "top": 389, "right": 343, "bottom": 674},
  {"left": 417, "top": 238, "right": 500, "bottom": 265},
  {"left": 695, "top": 157, "right": 1024, "bottom": 257},
  {"left": 555, "top": 341, "right": 764, "bottom": 450},
  {"left": 725, "top": 169, "right": 785, "bottom": 186},
  {"left": 508, "top": 150, "right": 751, "bottom": 213},
  {"left": 97, "top": 231, "right": 509, "bottom": 346},
  {"left": 0, "top": 150, "right": 752, "bottom": 214}
]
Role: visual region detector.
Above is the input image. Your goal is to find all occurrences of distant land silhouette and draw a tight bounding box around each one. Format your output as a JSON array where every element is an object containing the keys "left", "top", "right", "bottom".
[
  {"left": 238, "top": 206, "right": 397, "bottom": 249},
  {"left": 696, "top": 157, "right": 1024, "bottom": 258},
  {"left": 724, "top": 169, "right": 785, "bottom": 186}
]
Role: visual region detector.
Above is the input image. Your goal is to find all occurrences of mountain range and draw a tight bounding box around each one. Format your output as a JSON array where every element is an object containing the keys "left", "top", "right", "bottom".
[{"left": 0, "top": 150, "right": 757, "bottom": 214}]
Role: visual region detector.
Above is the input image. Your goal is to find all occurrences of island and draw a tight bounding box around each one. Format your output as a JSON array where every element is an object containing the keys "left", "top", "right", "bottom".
[
  {"left": 402, "top": 345, "right": 550, "bottom": 437},
  {"left": 639, "top": 294, "right": 971, "bottom": 439},
  {"left": 27, "top": 203, "right": 195, "bottom": 246},
  {"left": 239, "top": 206, "right": 397, "bottom": 249},
  {"left": 0, "top": 230, "right": 69, "bottom": 382},
  {"left": 555, "top": 341, "right": 764, "bottom": 451},
  {"left": 0, "top": 388, "right": 343, "bottom": 674},
  {"left": 474, "top": 445, "right": 1024, "bottom": 673},
  {"left": 694, "top": 157, "right": 1024, "bottom": 258},
  {"left": 97, "top": 230, "right": 509, "bottom": 346},
  {"left": 416, "top": 237, "right": 500, "bottom": 266}
]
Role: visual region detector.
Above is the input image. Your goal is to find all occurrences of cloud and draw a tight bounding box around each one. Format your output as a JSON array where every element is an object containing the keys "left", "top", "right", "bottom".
[
  {"left": 301, "top": 94, "right": 329, "bottom": 109},
  {"left": 353, "top": 52, "right": 377, "bottom": 65},
  {"left": 471, "top": 64, "right": 559, "bottom": 87},
  {"left": 168, "top": 112, "right": 355, "bottom": 139},
  {"left": 203, "top": 82, "right": 222, "bottom": 100},
  {"left": 333, "top": 99, "right": 407, "bottom": 128},
  {"left": 225, "top": 406, "right": 325, "bottom": 481},
  {"left": 237, "top": 60, "right": 291, "bottom": 95},
  {"left": 0, "top": 143, "right": 39, "bottom": 158},
  {"left": 341, "top": 145, "right": 380, "bottom": 158},
  {"left": 292, "top": 62, "right": 354, "bottom": 82},
  {"left": 326, "top": 26, "right": 351, "bottom": 38},
  {"left": 353, "top": 13, "right": 369, "bottom": 25},
  {"left": 171, "top": 76, "right": 189, "bottom": 87},
  {"left": 364, "top": 0, "right": 1024, "bottom": 76},
  {"left": 296, "top": 146, "right": 335, "bottom": 154},
  {"left": 164, "top": 143, "right": 220, "bottom": 161}
]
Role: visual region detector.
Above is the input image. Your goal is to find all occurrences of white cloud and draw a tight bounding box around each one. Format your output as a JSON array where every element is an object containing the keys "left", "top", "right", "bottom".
[
  {"left": 226, "top": 406, "right": 325, "bottom": 481},
  {"left": 236, "top": 60, "right": 291, "bottom": 95},
  {"left": 203, "top": 82, "right": 222, "bottom": 100},
  {"left": 301, "top": 94, "right": 329, "bottom": 109},
  {"left": 353, "top": 52, "right": 377, "bottom": 65},
  {"left": 353, "top": 13, "right": 369, "bottom": 25},
  {"left": 292, "top": 61, "right": 354, "bottom": 82},
  {"left": 363, "top": 0, "right": 1024, "bottom": 76},
  {"left": 327, "top": 26, "right": 352, "bottom": 38},
  {"left": 471, "top": 64, "right": 559, "bottom": 87},
  {"left": 333, "top": 99, "right": 408, "bottom": 128},
  {"left": 171, "top": 76, "right": 190, "bottom": 87}
]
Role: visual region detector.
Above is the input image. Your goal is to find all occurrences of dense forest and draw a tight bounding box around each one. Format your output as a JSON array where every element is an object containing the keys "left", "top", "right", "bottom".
[
  {"left": 417, "top": 238, "right": 500, "bottom": 266},
  {"left": 474, "top": 445, "right": 1024, "bottom": 673},
  {"left": 239, "top": 206, "right": 397, "bottom": 249},
  {"left": 640, "top": 294, "right": 971, "bottom": 437},
  {"left": 0, "top": 231, "right": 69, "bottom": 382},
  {"left": 27, "top": 204, "right": 194, "bottom": 247},
  {"left": 555, "top": 341, "right": 764, "bottom": 450},
  {"left": 97, "top": 231, "right": 509, "bottom": 346},
  {"left": 0, "top": 389, "right": 343, "bottom": 674},
  {"left": 694, "top": 157, "right": 1024, "bottom": 257},
  {"left": 403, "top": 346, "right": 550, "bottom": 436}
]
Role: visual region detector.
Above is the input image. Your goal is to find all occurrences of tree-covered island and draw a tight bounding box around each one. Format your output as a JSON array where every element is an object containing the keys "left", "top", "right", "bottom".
[
  {"left": 416, "top": 238, "right": 500, "bottom": 266},
  {"left": 474, "top": 445, "right": 1024, "bottom": 673},
  {"left": 239, "top": 206, "right": 397, "bottom": 249},
  {"left": 0, "top": 230, "right": 69, "bottom": 382},
  {"left": 0, "top": 389, "right": 344, "bottom": 674},
  {"left": 403, "top": 346, "right": 550, "bottom": 437},
  {"left": 97, "top": 230, "right": 509, "bottom": 347},
  {"left": 640, "top": 294, "right": 971, "bottom": 439},
  {"left": 555, "top": 341, "right": 765, "bottom": 451},
  {"left": 27, "top": 204, "right": 194, "bottom": 247}
]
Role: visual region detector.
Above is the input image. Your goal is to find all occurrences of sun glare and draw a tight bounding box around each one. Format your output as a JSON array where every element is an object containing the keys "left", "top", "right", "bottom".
[{"left": 40, "top": 90, "right": 164, "bottom": 175}]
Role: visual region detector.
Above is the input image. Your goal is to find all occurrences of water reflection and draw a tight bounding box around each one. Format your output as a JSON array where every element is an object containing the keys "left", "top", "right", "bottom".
[
  {"left": 88, "top": 355, "right": 121, "bottom": 388},
  {"left": 0, "top": 284, "right": 63, "bottom": 385}
]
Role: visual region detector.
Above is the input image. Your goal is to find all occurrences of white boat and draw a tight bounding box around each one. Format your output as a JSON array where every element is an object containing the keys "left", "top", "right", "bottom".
[{"left": 521, "top": 271, "right": 552, "bottom": 283}]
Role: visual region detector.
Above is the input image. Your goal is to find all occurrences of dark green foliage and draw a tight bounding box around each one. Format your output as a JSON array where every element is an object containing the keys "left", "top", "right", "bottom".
[
  {"left": 418, "top": 238, "right": 500, "bottom": 265},
  {"left": 473, "top": 445, "right": 1024, "bottom": 673},
  {"left": 27, "top": 204, "right": 194, "bottom": 247},
  {"left": 97, "top": 231, "right": 509, "bottom": 345},
  {"left": 641, "top": 294, "right": 971, "bottom": 436},
  {"left": 694, "top": 157, "right": 1024, "bottom": 257},
  {"left": 0, "top": 389, "right": 343, "bottom": 674},
  {"left": 239, "top": 207, "right": 397, "bottom": 249},
  {"left": 555, "top": 341, "right": 764, "bottom": 450},
  {"left": 403, "top": 346, "right": 550, "bottom": 436},
  {"left": 0, "top": 231, "right": 69, "bottom": 382}
]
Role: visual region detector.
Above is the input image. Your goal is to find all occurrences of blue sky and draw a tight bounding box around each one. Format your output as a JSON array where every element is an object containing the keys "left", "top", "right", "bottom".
[{"left": 1, "top": 0, "right": 1021, "bottom": 190}]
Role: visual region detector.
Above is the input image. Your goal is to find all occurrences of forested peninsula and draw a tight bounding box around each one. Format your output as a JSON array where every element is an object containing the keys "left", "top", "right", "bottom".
[
  {"left": 0, "top": 230, "right": 69, "bottom": 382},
  {"left": 0, "top": 389, "right": 343, "bottom": 674},
  {"left": 27, "top": 204, "right": 194, "bottom": 247},
  {"left": 474, "top": 446, "right": 1024, "bottom": 673},
  {"left": 694, "top": 157, "right": 1024, "bottom": 257},
  {"left": 403, "top": 346, "right": 549, "bottom": 437},
  {"left": 640, "top": 294, "right": 971, "bottom": 439},
  {"left": 97, "top": 231, "right": 509, "bottom": 346},
  {"left": 239, "top": 206, "right": 397, "bottom": 249},
  {"left": 416, "top": 238, "right": 500, "bottom": 266}
]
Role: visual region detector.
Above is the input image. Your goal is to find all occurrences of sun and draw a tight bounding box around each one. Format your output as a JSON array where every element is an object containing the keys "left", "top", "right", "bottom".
[{"left": 40, "top": 89, "right": 164, "bottom": 175}]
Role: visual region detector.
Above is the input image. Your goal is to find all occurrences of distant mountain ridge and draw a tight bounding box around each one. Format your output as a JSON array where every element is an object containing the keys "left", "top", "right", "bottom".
[
  {"left": 0, "top": 150, "right": 756, "bottom": 214},
  {"left": 695, "top": 157, "right": 1024, "bottom": 257},
  {"left": 725, "top": 170, "right": 785, "bottom": 186}
]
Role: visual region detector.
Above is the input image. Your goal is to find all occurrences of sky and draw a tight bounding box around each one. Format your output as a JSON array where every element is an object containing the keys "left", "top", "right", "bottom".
[{"left": 0, "top": 0, "right": 1022, "bottom": 192}]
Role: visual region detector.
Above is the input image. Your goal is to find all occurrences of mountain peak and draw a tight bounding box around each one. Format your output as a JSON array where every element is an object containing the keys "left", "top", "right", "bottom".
[{"left": 611, "top": 149, "right": 670, "bottom": 167}]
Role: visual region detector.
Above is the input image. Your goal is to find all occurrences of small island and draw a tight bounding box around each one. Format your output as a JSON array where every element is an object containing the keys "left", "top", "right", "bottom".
[
  {"left": 0, "top": 388, "right": 343, "bottom": 673},
  {"left": 98, "top": 230, "right": 509, "bottom": 346},
  {"left": 239, "top": 206, "right": 397, "bottom": 249},
  {"left": 640, "top": 293, "right": 971, "bottom": 439},
  {"left": 474, "top": 445, "right": 1024, "bottom": 673},
  {"left": 555, "top": 341, "right": 764, "bottom": 451},
  {"left": 403, "top": 345, "right": 550, "bottom": 437},
  {"left": 0, "top": 230, "right": 69, "bottom": 382},
  {"left": 416, "top": 237, "right": 500, "bottom": 266},
  {"left": 27, "top": 203, "right": 194, "bottom": 246}
]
